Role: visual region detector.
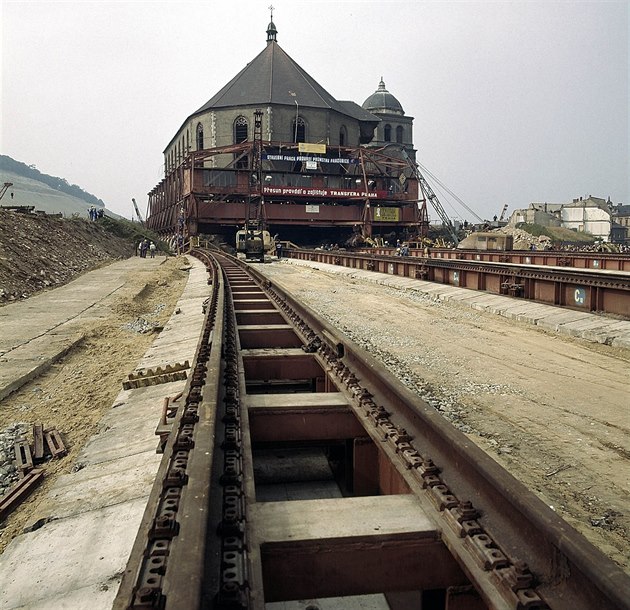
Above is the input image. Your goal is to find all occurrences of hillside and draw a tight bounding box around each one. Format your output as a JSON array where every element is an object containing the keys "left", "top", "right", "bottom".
[
  {"left": 1, "top": 155, "right": 104, "bottom": 206},
  {"left": 0, "top": 156, "right": 124, "bottom": 219},
  {"left": 0, "top": 210, "right": 135, "bottom": 304}
]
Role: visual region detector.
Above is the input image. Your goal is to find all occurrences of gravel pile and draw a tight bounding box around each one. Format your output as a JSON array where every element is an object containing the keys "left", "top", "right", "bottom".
[
  {"left": 493, "top": 226, "right": 552, "bottom": 249},
  {"left": 0, "top": 423, "right": 29, "bottom": 497},
  {"left": 121, "top": 303, "right": 167, "bottom": 334}
]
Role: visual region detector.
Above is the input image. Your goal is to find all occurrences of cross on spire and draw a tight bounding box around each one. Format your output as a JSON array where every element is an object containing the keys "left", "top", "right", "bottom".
[{"left": 266, "top": 5, "right": 278, "bottom": 43}]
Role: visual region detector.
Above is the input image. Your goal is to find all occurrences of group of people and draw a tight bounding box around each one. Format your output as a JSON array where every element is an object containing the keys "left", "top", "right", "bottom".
[
  {"left": 137, "top": 238, "right": 157, "bottom": 258},
  {"left": 88, "top": 206, "right": 104, "bottom": 221},
  {"left": 395, "top": 240, "right": 410, "bottom": 256}
]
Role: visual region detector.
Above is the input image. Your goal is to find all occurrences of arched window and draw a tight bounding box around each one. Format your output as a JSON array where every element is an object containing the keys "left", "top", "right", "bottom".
[
  {"left": 384, "top": 124, "right": 392, "bottom": 142},
  {"left": 339, "top": 126, "right": 347, "bottom": 147},
  {"left": 197, "top": 123, "right": 204, "bottom": 150},
  {"left": 293, "top": 117, "right": 306, "bottom": 143},
  {"left": 396, "top": 126, "right": 404, "bottom": 144},
  {"left": 234, "top": 116, "right": 248, "bottom": 143}
]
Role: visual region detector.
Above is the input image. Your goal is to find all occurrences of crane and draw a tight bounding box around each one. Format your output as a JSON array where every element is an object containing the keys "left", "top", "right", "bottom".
[
  {"left": 131, "top": 198, "right": 145, "bottom": 226},
  {"left": 0, "top": 182, "right": 13, "bottom": 201},
  {"left": 498, "top": 204, "right": 509, "bottom": 222},
  {"left": 402, "top": 153, "right": 459, "bottom": 245}
]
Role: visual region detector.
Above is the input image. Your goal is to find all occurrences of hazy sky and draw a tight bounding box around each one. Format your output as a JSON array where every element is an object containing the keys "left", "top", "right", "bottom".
[{"left": 2, "top": 0, "right": 628, "bottom": 222}]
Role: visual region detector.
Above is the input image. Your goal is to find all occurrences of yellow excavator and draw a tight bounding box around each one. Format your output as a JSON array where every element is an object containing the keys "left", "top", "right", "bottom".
[{"left": 235, "top": 221, "right": 275, "bottom": 262}]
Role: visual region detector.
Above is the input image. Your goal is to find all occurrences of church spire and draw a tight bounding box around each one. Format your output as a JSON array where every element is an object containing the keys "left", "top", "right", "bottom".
[{"left": 266, "top": 5, "right": 278, "bottom": 43}]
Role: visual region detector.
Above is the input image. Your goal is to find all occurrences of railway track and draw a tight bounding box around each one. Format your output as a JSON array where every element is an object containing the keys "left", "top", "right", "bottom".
[
  {"left": 114, "top": 248, "right": 630, "bottom": 610},
  {"left": 287, "top": 248, "right": 630, "bottom": 317},
  {"left": 369, "top": 248, "right": 630, "bottom": 273}
]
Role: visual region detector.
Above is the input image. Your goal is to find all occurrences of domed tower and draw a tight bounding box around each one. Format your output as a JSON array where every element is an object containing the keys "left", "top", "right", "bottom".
[{"left": 362, "top": 78, "right": 415, "bottom": 160}]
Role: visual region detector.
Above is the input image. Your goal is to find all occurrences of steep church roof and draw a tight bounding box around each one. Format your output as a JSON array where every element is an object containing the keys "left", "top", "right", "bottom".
[{"left": 192, "top": 28, "right": 377, "bottom": 125}]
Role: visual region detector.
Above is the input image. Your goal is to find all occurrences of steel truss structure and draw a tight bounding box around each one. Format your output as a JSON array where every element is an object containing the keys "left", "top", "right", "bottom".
[{"left": 146, "top": 140, "right": 429, "bottom": 241}]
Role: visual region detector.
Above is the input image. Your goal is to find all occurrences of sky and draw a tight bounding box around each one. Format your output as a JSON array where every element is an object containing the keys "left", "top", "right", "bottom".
[{"left": 1, "top": 0, "right": 628, "bottom": 222}]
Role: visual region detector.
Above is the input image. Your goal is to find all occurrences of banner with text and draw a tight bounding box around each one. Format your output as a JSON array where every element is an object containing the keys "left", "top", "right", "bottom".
[
  {"left": 262, "top": 153, "right": 358, "bottom": 165},
  {"left": 263, "top": 186, "right": 385, "bottom": 199}
]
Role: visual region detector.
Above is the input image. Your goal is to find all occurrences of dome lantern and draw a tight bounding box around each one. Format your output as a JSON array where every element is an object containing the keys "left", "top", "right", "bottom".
[
  {"left": 266, "top": 6, "right": 278, "bottom": 43},
  {"left": 362, "top": 77, "right": 404, "bottom": 115}
]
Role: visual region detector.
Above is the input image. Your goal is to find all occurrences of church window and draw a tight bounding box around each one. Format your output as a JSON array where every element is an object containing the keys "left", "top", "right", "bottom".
[
  {"left": 339, "top": 126, "right": 347, "bottom": 146},
  {"left": 384, "top": 124, "right": 392, "bottom": 142},
  {"left": 293, "top": 117, "right": 306, "bottom": 143},
  {"left": 197, "top": 123, "right": 204, "bottom": 150},
  {"left": 234, "top": 116, "right": 249, "bottom": 143},
  {"left": 396, "top": 126, "right": 404, "bottom": 143}
]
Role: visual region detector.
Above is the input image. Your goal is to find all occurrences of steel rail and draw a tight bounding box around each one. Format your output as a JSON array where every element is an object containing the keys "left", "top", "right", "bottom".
[
  {"left": 114, "top": 247, "right": 630, "bottom": 610},
  {"left": 245, "top": 259, "right": 630, "bottom": 610},
  {"left": 287, "top": 248, "right": 630, "bottom": 316},
  {"left": 368, "top": 248, "right": 630, "bottom": 272},
  {"left": 114, "top": 250, "right": 224, "bottom": 610}
]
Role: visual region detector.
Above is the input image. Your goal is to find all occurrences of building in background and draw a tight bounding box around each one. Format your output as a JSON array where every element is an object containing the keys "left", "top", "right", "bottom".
[
  {"left": 510, "top": 196, "right": 623, "bottom": 242},
  {"left": 611, "top": 203, "right": 630, "bottom": 244}
]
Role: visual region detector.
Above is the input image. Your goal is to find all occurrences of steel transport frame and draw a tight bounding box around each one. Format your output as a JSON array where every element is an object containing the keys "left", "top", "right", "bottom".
[
  {"left": 287, "top": 249, "right": 630, "bottom": 317},
  {"left": 114, "top": 247, "right": 630, "bottom": 610},
  {"left": 145, "top": 141, "right": 428, "bottom": 240}
]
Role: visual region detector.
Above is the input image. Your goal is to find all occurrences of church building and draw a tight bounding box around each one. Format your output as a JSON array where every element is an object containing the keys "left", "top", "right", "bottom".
[{"left": 146, "top": 14, "right": 425, "bottom": 244}]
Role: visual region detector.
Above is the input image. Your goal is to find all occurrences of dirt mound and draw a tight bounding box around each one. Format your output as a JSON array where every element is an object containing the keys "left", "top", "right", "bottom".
[{"left": 0, "top": 210, "right": 135, "bottom": 304}]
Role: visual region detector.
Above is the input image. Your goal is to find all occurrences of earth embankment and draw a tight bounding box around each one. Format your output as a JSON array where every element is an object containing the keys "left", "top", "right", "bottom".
[{"left": 0, "top": 210, "right": 135, "bottom": 303}]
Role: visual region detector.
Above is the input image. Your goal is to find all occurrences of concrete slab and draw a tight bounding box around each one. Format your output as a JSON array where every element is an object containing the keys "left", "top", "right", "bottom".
[
  {"left": 77, "top": 381, "right": 186, "bottom": 466},
  {"left": 560, "top": 317, "right": 617, "bottom": 333},
  {"left": 612, "top": 332, "right": 630, "bottom": 349},
  {"left": 0, "top": 335, "right": 84, "bottom": 400},
  {"left": 245, "top": 392, "right": 349, "bottom": 410},
  {"left": 537, "top": 311, "right": 603, "bottom": 332},
  {"left": 0, "top": 257, "right": 166, "bottom": 399},
  {"left": 29, "top": 451, "right": 162, "bottom": 522},
  {"left": 514, "top": 304, "right": 560, "bottom": 323},
  {"left": 0, "top": 498, "right": 147, "bottom": 610},
  {"left": 7, "top": 582, "right": 119, "bottom": 610},
  {"left": 499, "top": 301, "right": 561, "bottom": 321},
  {"left": 384, "top": 277, "right": 419, "bottom": 290},
  {"left": 580, "top": 322, "right": 630, "bottom": 344},
  {"left": 418, "top": 285, "right": 460, "bottom": 299},
  {"left": 250, "top": 494, "right": 435, "bottom": 543}
]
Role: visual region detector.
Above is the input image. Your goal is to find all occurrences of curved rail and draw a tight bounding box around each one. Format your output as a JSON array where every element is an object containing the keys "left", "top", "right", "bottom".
[{"left": 113, "top": 247, "right": 630, "bottom": 610}]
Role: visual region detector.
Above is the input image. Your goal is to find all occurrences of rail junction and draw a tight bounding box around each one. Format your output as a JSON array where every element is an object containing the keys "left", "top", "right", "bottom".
[{"left": 106, "top": 247, "right": 630, "bottom": 610}]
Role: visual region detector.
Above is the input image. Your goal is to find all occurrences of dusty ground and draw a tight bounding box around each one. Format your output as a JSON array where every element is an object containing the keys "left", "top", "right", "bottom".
[
  {"left": 0, "top": 255, "right": 189, "bottom": 553},
  {"left": 0, "top": 210, "right": 134, "bottom": 303},
  {"left": 257, "top": 261, "right": 630, "bottom": 574}
]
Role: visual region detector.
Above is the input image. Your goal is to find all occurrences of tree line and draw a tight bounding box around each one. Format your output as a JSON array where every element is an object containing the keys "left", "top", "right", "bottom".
[{"left": 0, "top": 155, "right": 105, "bottom": 208}]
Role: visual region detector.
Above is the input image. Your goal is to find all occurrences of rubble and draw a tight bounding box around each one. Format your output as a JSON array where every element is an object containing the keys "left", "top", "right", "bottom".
[{"left": 0, "top": 423, "right": 29, "bottom": 496}]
